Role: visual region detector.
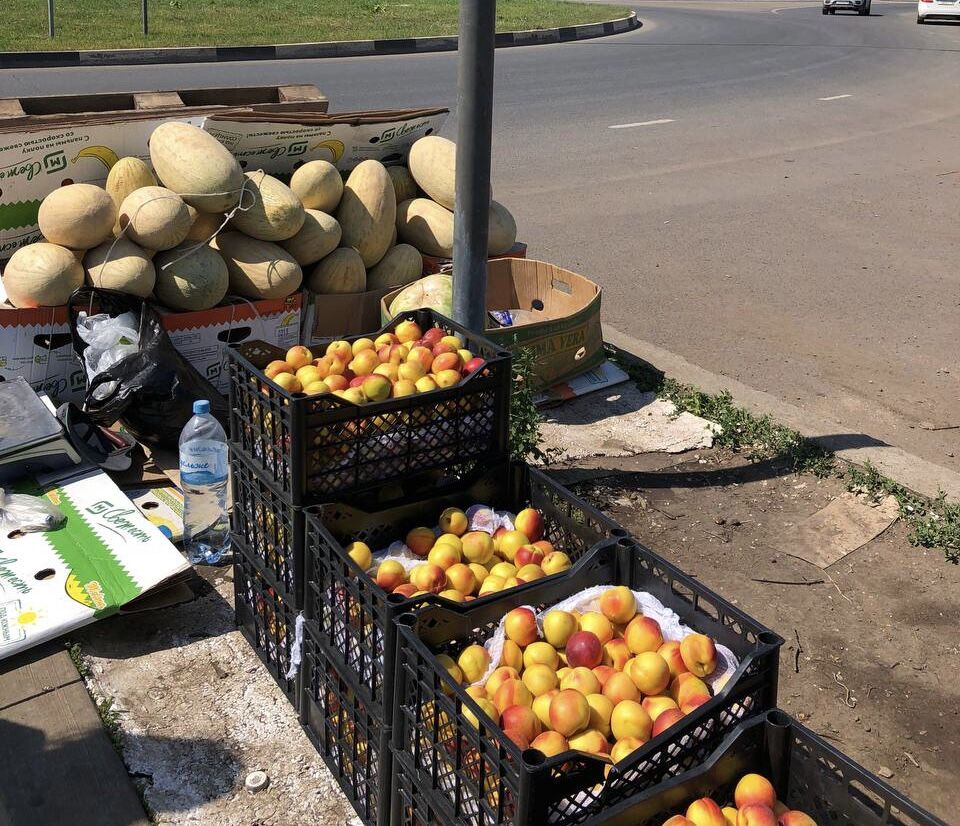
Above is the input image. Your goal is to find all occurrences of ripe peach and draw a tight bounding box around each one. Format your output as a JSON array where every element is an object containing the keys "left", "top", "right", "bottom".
[
  {"left": 415, "top": 375, "right": 438, "bottom": 393},
  {"left": 672, "top": 673, "right": 712, "bottom": 713},
  {"left": 485, "top": 666, "right": 521, "bottom": 699},
  {"left": 406, "top": 526, "right": 436, "bottom": 557},
  {"left": 593, "top": 665, "right": 616, "bottom": 687},
  {"left": 687, "top": 798, "right": 726, "bottom": 826},
  {"left": 439, "top": 507, "right": 469, "bottom": 537},
  {"left": 463, "top": 697, "right": 499, "bottom": 730},
  {"left": 584, "top": 693, "right": 614, "bottom": 738},
  {"left": 500, "top": 639, "right": 524, "bottom": 671},
  {"left": 610, "top": 700, "right": 652, "bottom": 742},
  {"left": 522, "top": 664, "right": 559, "bottom": 697},
  {"left": 375, "top": 560, "right": 407, "bottom": 592},
  {"left": 734, "top": 775, "right": 777, "bottom": 810},
  {"left": 541, "top": 551, "right": 572, "bottom": 575},
  {"left": 465, "top": 685, "right": 486, "bottom": 700},
  {"left": 395, "top": 320, "right": 422, "bottom": 343},
  {"left": 568, "top": 729, "right": 610, "bottom": 756},
  {"left": 378, "top": 343, "right": 408, "bottom": 366},
  {"left": 680, "top": 633, "right": 718, "bottom": 678},
  {"left": 602, "top": 671, "right": 640, "bottom": 705},
  {"left": 326, "top": 340, "right": 352, "bottom": 361},
  {"left": 629, "top": 651, "right": 671, "bottom": 695},
  {"left": 548, "top": 689, "right": 591, "bottom": 737},
  {"left": 374, "top": 332, "right": 398, "bottom": 349},
  {"left": 461, "top": 531, "right": 495, "bottom": 565},
  {"left": 641, "top": 695, "right": 680, "bottom": 722},
  {"left": 624, "top": 616, "right": 664, "bottom": 654},
  {"left": 599, "top": 586, "right": 638, "bottom": 625},
  {"left": 777, "top": 812, "right": 815, "bottom": 826},
  {"left": 436, "top": 653, "right": 464, "bottom": 685},
  {"left": 533, "top": 539, "right": 555, "bottom": 555},
  {"left": 532, "top": 689, "right": 559, "bottom": 728},
  {"left": 392, "top": 583, "right": 418, "bottom": 598},
  {"left": 560, "top": 667, "right": 601, "bottom": 696},
  {"left": 458, "top": 644, "right": 492, "bottom": 684},
  {"left": 504, "top": 607, "right": 539, "bottom": 648},
  {"left": 566, "top": 631, "right": 603, "bottom": 669},
  {"left": 296, "top": 365, "right": 322, "bottom": 387},
  {"left": 722, "top": 808, "right": 739, "bottom": 826},
  {"left": 304, "top": 380, "right": 330, "bottom": 396},
  {"left": 406, "top": 345, "right": 434, "bottom": 372},
  {"left": 514, "top": 508, "right": 545, "bottom": 542},
  {"left": 445, "top": 563, "right": 476, "bottom": 594},
  {"left": 523, "top": 642, "right": 560, "bottom": 671},
  {"left": 503, "top": 576, "right": 526, "bottom": 589},
  {"left": 663, "top": 819, "right": 695, "bottom": 826},
  {"left": 489, "top": 562, "right": 518, "bottom": 580},
  {"left": 458, "top": 348, "right": 474, "bottom": 365},
  {"left": 468, "top": 563, "right": 488, "bottom": 586},
  {"left": 345, "top": 541, "right": 372, "bottom": 571},
  {"left": 543, "top": 610, "right": 578, "bottom": 648},
  {"left": 264, "top": 359, "right": 294, "bottom": 378},
  {"left": 427, "top": 543, "right": 461, "bottom": 570},
  {"left": 285, "top": 345, "right": 314, "bottom": 369},
  {"left": 432, "top": 352, "right": 463, "bottom": 373},
  {"left": 651, "top": 708, "right": 685, "bottom": 737},
  {"left": 397, "top": 360, "right": 426, "bottom": 382},
  {"left": 438, "top": 589, "right": 465, "bottom": 603},
  {"left": 610, "top": 736, "right": 645, "bottom": 763},
  {"left": 493, "top": 679, "right": 534, "bottom": 714},
  {"left": 658, "top": 640, "right": 689, "bottom": 679},
  {"left": 503, "top": 726, "right": 531, "bottom": 749},
  {"left": 373, "top": 363, "right": 400, "bottom": 382},
  {"left": 530, "top": 731, "right": 569, "bottom": 758},
  {"left": 737, "top": 806, "right": 777, "bottom": 826},
  {"left": 431, "top": 340, "right": 457, "bottom": 356},
  {"left": 500, "top": 704, "right": 542, "bottom": 744},
  {"left": 410, "top": 563, "right": 446, "bottom": 594},
  {"left": 422, "top": 327, "right": 445, "bottom": 346},
  {"left": 497, "top": 530, "right": 529, "bottom": 562},
  {"left": 272, "top": 372, "right": 302, "bottom": 393},
  {"left": 325, "top": 374, "right": 349, "bottom": 392},
  {"left": 516, "top": 563, "right": 545, "bottom": 582},
  {"left": 362, "top": 373, "right": 392, "bottom": 401},
  {"left": 349, "top": 337, "right": 374, "bottom": 356},
  {"left": 433, "top": 368, "right": 461, "bottom": 388},
  {"left": 602, "top": 638, "right": 632, "bottom": 671},
  {"left": 477, "top": 575, "right": 505, "bottom": 597},
  {"left": 348, "top": 349, "right": 379, "bottom": 377},
  {"left": 438, "top": 334, "right": 461, "bottom": 350},
  {"left": 556, "top": 667, "right": 571, "bottom": 684},
  {"left": 514, "top": 545, "right": 545, "bottom": 568}
]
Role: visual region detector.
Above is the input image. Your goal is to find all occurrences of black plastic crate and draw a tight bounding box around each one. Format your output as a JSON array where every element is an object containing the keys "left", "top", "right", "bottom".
[
  {"left": 230, "top": 453, "right": 305, "bottom": 607},
  {"left": 300, "top": 628, "right": 392, "bottom": 826},
  {"left": 234, "top": 544, "right": 301, "bottom": 709},
  {"left": 304, "top": 461, "right": 628, "bottom": 728},
  {"left": 598, "top": 709, "right": 948, "bottom": 826},
  {"left": 227, "top": 308, "right": 512, "bottom": 507},
  {"left": 390, "top": 540, "right": 784, "bottom": 826}
]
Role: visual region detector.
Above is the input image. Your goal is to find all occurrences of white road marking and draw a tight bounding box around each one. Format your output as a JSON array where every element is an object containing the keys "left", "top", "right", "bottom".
[
  {"left": 819, "top": 94, "right": 853, "bottom": 101},
  {"left": 608, "top": 119, "right": 675, "bottom": 129}
]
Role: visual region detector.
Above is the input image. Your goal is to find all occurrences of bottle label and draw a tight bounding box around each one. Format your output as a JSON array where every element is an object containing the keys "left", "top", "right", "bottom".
[{"left": 180, "top": 440, "right": 228, "bottom": 485}]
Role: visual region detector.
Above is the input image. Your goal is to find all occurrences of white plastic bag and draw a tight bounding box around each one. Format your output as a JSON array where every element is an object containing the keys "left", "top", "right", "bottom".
[
  {"left": 0, "top": 490, "right": 66, "bottom": 533},
  {"left": 75, "top": 311, "right": 140, "bottom": 401}
]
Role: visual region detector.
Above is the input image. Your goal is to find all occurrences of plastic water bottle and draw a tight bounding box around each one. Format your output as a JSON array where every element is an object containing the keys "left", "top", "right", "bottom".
[{"left": 179, "top": 400, "right": 231, "bottom": 564}]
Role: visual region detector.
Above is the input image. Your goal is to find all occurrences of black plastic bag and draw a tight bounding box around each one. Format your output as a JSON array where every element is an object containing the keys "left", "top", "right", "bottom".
[{"left": 68, "top": 287, "right": 229, "bottom": 447}]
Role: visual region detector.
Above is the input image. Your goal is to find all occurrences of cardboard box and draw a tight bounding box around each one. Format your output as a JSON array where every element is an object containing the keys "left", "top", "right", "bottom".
[
  {"left": 301, "top": 287, "right": 396, "bottom": 344},
  {"left": 202, "top": 107, "right": 448, "bottom": 173},
  {"left": 0, "top": 466, "right": 189, "bottom": 660},
  {"left": 380, "top": 259, "right": 604, "bottom": 390},
  {"left": 159, "top": 293, "right": 303, "bottom": 394},
  {"left": 420, "top": 242, "right": 528, "bottom": 275},
  {"left": 0, "top": 293, "right": 303, "bottom": 404}
]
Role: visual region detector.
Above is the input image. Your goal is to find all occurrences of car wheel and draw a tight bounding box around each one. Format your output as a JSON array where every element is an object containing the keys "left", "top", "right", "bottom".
[
  {"left": 916, "top": 14, "right": 924, "bottom": 21},
  {"left": 822, "top": 7, "right": 829, "bottom": 12}
]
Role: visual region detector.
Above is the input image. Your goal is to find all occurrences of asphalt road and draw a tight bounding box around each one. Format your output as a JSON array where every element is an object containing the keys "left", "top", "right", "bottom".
[{"left": 3, "top": 1, "right": 959, "bottom": 470}]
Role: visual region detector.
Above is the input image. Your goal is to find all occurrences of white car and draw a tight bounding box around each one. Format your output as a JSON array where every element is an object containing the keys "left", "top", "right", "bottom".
[{"left": 918, "top": 0, "right": 960, "bottom": 22}]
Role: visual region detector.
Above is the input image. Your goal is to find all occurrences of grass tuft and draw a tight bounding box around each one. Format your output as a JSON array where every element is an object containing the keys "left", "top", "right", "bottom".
[{"left": 509, "top": 347, "right": 552, "bottom": 463}]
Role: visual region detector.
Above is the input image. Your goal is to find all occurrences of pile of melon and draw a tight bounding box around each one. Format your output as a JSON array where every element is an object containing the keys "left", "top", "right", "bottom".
[{"left": 0, "top": 124, "right": 518, "bottom": 312}]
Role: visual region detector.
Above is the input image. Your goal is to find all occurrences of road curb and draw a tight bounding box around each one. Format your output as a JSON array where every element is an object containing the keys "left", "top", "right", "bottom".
[
  {"left": 605, "top": 325, "right": 960, "bottom": 503},
  {"left": 0, "top": 12, "right": 640, "bottom": 69}
]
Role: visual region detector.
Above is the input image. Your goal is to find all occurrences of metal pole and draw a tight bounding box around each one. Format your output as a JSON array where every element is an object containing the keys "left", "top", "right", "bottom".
[
  {"left": 452, "top": 0, "right": 496, "bottom": 333},
  {"left": 47, "top": 0, "right": 55, "bottom": 38},
  {"left": 142, "top": 0, "right": 149, "bottom": 35}
]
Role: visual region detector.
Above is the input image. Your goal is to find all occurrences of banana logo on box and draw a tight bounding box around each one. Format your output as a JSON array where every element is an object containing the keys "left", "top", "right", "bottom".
[
  {"left": 72, "top": 146, "right": 120, "bottom": 171},
  {"left": 65, "top": 573, "right": 107, "bottom": 611},
  {"left": 308, "top": 139, "right": 345, "bottom": 164}
]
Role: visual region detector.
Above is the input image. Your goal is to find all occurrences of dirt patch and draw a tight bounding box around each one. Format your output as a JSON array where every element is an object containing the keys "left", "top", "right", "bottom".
[{"left": 557, "top": 448, "right": 959, "bottom": 823}]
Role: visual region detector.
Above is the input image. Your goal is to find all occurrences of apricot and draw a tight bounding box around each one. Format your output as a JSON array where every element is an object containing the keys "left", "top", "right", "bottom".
[
  {"left": 624, "top": 615, "right": 664, "bottom": 654},
  {"left": 599, "top": 585, "right": 638, "bottom": 624},
  {"left": 548, "top": 689, "right": 591, "bottom": 737},
  {"left": 504, "top": 607, "right": 539, "bottom": 648},
  {"left": 610, "top": 700, "right": 652, "bottom": 742}
]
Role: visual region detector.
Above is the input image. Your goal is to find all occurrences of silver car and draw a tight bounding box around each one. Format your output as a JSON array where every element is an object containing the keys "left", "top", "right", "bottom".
[{"left": 822, "top": 0, "right": 871, "bottom": 14}]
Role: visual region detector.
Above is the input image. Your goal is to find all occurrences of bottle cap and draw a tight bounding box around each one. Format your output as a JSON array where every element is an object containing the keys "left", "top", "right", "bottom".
[
  {"left": 193, "top": 399, "right": 210, "bottom": 415},
  {"left": 245, "top": 770, "right": 269, "bottom": 793}
]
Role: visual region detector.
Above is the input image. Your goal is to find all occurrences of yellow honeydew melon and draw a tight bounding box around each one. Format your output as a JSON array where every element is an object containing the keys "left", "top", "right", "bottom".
[
  {"left": 84, "top": 238, "right": 156, "bottom": 297},
  {"left": 231, "top": 172, "right": 305, "bottom": 241},
  {"left": 184, "top": 208, "right": 226, "bottom": 243},
  {"left": 215, "top": 231, "right": 303, "bottom": 300},
  {"left": 154, "top": 243, "right": 230, "bottom": 311},
  {"left": 280, "top": 210, "right": 342, "bottom": 266},
  {"left": 366, "top": 244, "right": 424, "bottom": 291},
  {"left": 387, "top": 166, "right": 419, "bottom": 205},
  {"left": 388, "top": 273, "right": 452, "bottom": 318},
  {"left": 336, "top": 160, "right": 396, "bottom": 268},
  {"left": 488, "top": 200, "right": 518, "bottom": 256},
  {"left": 106, "top": 157, "right": 156, "bottom": 234},
  {"left": 396, "top": 198, "right": 454, "bottom": 258},
  {"left": 290, "top": 160, "right": 344, "bottom": 212},
  {"left": 119, "top": 186, "right": 192, "bottom": 251},
  {"left": 149, "top": 121, "right": 244, "bottom": 213},
  {"left": 38, "top": 184, "right": 116, "bottom": 250},
  {"left": 408, "top": 136, "right": 458, "bottom": 210},
  {"left": 2, "top": 243, "right": 84, "bottom": 307},
  {"left": 308, "top": 248, "right": 366, "bottom": 294}
]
